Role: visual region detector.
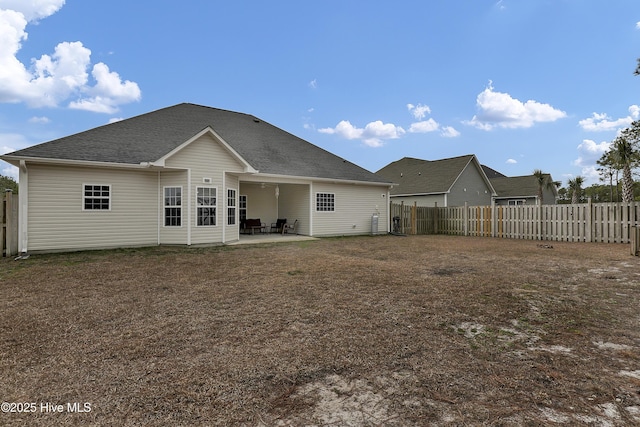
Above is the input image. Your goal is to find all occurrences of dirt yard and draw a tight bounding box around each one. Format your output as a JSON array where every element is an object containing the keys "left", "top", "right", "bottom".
[{"left": 1, "top": 235, "right": 639, "bottom": 426}]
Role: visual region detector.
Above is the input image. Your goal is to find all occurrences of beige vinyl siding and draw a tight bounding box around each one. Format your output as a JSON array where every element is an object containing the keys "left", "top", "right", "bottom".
[
  {"left": 164, "top": 133, "right": 246, "bottom": 245},
  {"left": 27, "top": 164, "right": 157, "bottom": 252},
  {"left": 312, "top": 183, "right": 388, "bottom": 236}
]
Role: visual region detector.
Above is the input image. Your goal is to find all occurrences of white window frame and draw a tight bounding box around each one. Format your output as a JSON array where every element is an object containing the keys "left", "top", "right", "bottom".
[
  {"left": 227, "top": 188, "right": 237, "bottom": 226},
  {"left": 508, "top": 199, "right": 526, "bottom": 206},
  {"left": 196, "top": 186, "right": 217, "bottom": 227},
  {"left": 83, "top": 184, "right": 111, "bottom": 211},
  {"left": 316, "top": 192, "right": 335, "bottom": 212},
  {"left": 164, "top": 186, "right": 182, "bottom": 227}
]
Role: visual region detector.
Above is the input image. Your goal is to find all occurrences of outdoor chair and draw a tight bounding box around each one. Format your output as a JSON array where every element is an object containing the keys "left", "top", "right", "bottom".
[
  {"left": 283, "top": 219, "right": 298, "bottom": 235},
  {"left": 270, "top": 218, "right": 287, "bottom": 234}
]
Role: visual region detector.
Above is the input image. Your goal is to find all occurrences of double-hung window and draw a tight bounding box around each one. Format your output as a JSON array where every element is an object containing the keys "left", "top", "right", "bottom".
[
  {"left": 316, "top": 192, "right": 335, "bottom": 212},
  {"left": 197, "top": 187, "right": 216, "bottom": 226},
  {"left": 227, "top": 189, "right": 237, "bottom": 226},
  {"left": 83, "top": 184, "right": 110, "bottom": 210},
  {"left": 164, "top": 187, "right": 182, "bottom": 226},
  {"left": 239, "top": 195, "right": 247, "bottom": 223}
]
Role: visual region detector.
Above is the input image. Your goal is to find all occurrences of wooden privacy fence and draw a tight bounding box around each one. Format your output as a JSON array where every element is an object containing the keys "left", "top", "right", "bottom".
[
  {"left": 391, "top": 200, "right": 640, "bottom": 244},
  {"left": 2, "top": 190, "right": 18, "bottom": 257}
]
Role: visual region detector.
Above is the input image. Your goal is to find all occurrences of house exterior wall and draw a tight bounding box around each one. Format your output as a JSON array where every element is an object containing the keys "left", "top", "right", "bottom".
[
  {"left": 311, "top": 182, "right": 388, "bottom": 236},
  {"left": 25, "top": 164, "right": 158, "bottom": 252},
  {"left": 163, "top": 133, "right": 246, "bottom": 245},
  {"left": 447, "top": 164, "right": 493, "bottom": 206}
]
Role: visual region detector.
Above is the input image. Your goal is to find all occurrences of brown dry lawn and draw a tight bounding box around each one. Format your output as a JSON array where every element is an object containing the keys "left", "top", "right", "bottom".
[{"left": 1, "top": 235, "right": 639, "bottom": 426}]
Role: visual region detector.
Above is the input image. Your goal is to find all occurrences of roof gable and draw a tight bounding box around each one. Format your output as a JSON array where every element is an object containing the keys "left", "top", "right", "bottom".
[{"left": 3, "top": 103, "right": 390, "bottom": 185}]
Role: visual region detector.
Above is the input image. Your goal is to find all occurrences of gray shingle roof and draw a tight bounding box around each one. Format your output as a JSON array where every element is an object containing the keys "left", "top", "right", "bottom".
[
  {"left": 5, "top": 103, "right": 390, "bottom": 184},
  {"left": 490, "top": 174, "right": 555, "bottom": 198},
  {"left": 376, "top": 155, "right": 477, "bottom": 195}
]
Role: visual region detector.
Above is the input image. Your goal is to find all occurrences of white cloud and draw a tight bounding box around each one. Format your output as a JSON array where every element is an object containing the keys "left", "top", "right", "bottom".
[
  {"left": 466, "top": 82, "right": 567, "bottom": 130},
  {"left": 308, "top": 79, "right": 317, "bottom": 89},
  {"left": 636, "top": 21, "right": 640, "bottom": 30},
  {"left": 0, "top": 0, "right": 65, "bottom": 22},
  {"left": 573, "top": 139, "right": 610, "bottom": 168},
  {"left": 319, "top": 119, "right": 405, "bottom": 147},
  {"left": 0, "top": 1, "right": 140, "bottom": 112},
  {"left": 572, "top": 139, "right": 611, "bottom": 185},
  {"left": 506, "top": 158, "right": 517, "bottom": 164},
  {"left": 409, "top": 118, "right": 439, "bottom": 133},
  {"left": 578, "top": 105, "right": 640, "bottom": 132},
  {"left": 440, "top": 126, "right": 460, "bottom": 138},
  {"left": 407, "top": 103, "right": 431, "bottom": 120},
  {"left": 28, "top": 116, "right": 50, "bottom": 124}
]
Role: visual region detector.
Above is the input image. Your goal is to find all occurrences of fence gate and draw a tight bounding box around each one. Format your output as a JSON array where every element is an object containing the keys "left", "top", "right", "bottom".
[{"left": 2, "top": 190, "right": 18, "bottom": 257}]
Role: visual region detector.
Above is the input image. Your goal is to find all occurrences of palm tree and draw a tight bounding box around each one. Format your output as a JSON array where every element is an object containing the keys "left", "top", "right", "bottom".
[
  {"left": 532, "top": 169, "right": 554, "bottom": 205},
  {"left": 568, "top": 176, "right": 584, "bottom": 204},
  {"left": 611, "top": 121, "right": 640, "bottom": 203}
]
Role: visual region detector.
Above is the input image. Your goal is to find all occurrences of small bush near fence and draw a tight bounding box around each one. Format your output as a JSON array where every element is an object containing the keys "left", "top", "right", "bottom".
[{"left": 391, "top": 200, "right": 640, "bottom": 244}]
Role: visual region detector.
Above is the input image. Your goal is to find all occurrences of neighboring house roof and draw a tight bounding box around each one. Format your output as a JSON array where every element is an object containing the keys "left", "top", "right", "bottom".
[
  {"left": 376, "top": 155, "right": 495, "bottom": 196},
  {"left": 481, "top": 164, "right": 506, "bottom": 179},
  {"left": 490, "top": 174, "right": 557, "bottom": 199},
  {"left": 3, "top": 103, "right": 390, "bottom": 185}
]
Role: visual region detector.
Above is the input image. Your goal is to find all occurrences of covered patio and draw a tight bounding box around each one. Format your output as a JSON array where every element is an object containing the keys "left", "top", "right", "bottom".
[{"left": 228, "top": 233, "right": 318, "bottom": 246}]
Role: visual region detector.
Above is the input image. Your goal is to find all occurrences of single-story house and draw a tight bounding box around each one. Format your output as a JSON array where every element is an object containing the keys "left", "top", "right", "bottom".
[
  {"left": 490, "top": 174, "right": 558, "bottom": 205},
  {"left": 1, "top": 103, "right": 392, "bottom": 253},
  {"left": 376, "top": 155, "right": 497, "bottom": 207}
]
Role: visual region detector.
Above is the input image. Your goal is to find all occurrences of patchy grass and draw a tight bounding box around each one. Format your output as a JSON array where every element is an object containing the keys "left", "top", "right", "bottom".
[{"left": 1, "top": 235, "right": 639, "bottom": 426}]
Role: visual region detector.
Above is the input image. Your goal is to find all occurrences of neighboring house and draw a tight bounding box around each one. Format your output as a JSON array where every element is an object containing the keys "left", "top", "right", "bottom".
[
  {"left": 1, "top": 103, "right": 392, "bottom": 253},
  {"left": 490, "top": 174, "right": 558, "bottom": 206},
  {"left": 376, "top": 155, "right": 497, "bottom": 207}
]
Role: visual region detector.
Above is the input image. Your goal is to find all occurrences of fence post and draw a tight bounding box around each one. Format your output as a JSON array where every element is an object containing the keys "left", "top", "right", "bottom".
[
  {"left": 400, "top": 201, "right": 405, "bottom": 234},
  {"left": 411, "top": 202, "right": 417, "bottom": 235},
  {"left": 433, "top": 202, "right": 438, "bottom": 235},
  {"left": 585, "top": 197, "right": 592, "bottom": 243},
  {"left": 464, "top": 202, "right": 469, "bottom": 236}
]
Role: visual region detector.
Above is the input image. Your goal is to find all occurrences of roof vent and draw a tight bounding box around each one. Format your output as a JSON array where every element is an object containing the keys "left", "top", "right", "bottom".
[{"left": 253, "top": 118, "right": 260, "bottom": 123}]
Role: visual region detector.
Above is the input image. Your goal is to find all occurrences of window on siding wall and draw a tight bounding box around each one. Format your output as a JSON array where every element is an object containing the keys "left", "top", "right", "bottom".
[
  {"left": 164, "top": 187, "right": 182, "bottom": 226},
  {"left": 83, "top": 184, "right": 110, "bottom": 210},
  {"left": 316, "top": 192, "right": 335, "bottom": 212},
  {"left": 239, "top": 195, "right": 247, "bottom": 222},
  {"left": 227, "top": 189, "right": 237, "bottom": 226},
  {"left": 197, "top": 187, "right": 216, "bottom": 226}
]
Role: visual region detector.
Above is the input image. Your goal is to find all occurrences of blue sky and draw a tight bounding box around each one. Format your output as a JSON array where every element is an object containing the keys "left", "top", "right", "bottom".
[{"left": 1, "top": 1, "right": 639, "bottom": 187}]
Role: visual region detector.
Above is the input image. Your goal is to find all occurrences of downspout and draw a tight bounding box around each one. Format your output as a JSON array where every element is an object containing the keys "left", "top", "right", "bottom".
[
  {"left": 157, "top": 171, "right": 161, "bottom": 245},
  {"left": 18, "top": 160, "right": 28, "bottom": 254}
]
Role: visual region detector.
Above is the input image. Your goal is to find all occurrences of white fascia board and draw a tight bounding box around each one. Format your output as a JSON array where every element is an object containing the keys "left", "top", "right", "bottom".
[
  {"left": 391, "top": 191, "right": 447, "bottom": 197},
  {"left": 156, "top": 127, "right": 258, "bottom": 173},
  {"left": 241, "top": 172, "right": 393, "bottom": 187},
  {"left": 0, "top": 155, "right": 152, "bottom": 170}
]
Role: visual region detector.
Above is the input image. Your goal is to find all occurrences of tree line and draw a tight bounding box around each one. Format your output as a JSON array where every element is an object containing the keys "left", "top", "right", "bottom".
[{"left": 557, "top": 120, "right": 640, "bottom": 204}]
